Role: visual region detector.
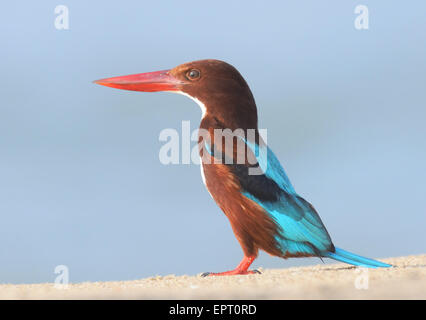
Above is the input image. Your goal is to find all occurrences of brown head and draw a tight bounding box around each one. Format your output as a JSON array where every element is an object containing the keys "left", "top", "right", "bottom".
[{"left": 94, "top": 59, "right": 258, "bottom": 130}]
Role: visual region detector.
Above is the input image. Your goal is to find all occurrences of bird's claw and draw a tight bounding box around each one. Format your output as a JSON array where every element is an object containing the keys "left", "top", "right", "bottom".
[{"left": 200, "top": 269, "right": 261, "bottom": 277}]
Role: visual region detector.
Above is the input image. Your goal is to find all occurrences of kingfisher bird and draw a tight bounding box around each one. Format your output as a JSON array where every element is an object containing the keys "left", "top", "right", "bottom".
[{"left": 94, "top": 59, "right": 391, "bottom": 276}]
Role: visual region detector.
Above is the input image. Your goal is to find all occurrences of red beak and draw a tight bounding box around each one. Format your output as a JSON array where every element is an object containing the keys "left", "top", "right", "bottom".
[{"left": 93, "top": 69, "right": 183, "bottom": 92}]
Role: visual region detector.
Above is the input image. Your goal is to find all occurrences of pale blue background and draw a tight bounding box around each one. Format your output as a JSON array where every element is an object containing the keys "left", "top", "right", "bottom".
[{"left": 0, "top": 1, "right": 425, "bottom": 284}]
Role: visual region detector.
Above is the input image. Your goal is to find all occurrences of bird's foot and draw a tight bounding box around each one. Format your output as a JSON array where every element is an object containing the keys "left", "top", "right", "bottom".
[
  {"left": 201, "top": 255, "right": 259, "bottom": 277},
  {"left": 201, "top": 269, "right": 261, "bottom": 277}
]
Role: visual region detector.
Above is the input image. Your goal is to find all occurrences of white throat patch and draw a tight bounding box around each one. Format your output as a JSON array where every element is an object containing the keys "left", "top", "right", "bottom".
[
  {"left": 174, "top": 91, "right": 211, "bottom": 196},
  {"left": 175, "top": 91, "right": 207, "bottom": 118}
]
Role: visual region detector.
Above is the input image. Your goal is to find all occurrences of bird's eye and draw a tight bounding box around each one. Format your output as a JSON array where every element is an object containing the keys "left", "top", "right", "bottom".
[{"left": 186, "top": 69, "right": 201, "bottom": 80}]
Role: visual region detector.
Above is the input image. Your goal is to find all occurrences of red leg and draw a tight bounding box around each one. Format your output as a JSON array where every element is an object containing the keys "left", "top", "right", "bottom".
[{"left": 201, "top": 256, "right": 260, "bottom": 277}]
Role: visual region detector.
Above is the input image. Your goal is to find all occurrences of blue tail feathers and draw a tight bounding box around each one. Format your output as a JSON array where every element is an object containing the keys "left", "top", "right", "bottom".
[{"left": 323, "top": 247, "right": 392, "bottom": 268}]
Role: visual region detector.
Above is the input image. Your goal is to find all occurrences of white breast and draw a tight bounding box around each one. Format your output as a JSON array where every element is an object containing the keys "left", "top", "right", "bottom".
[{"left": 200, "top": 162, "right": 207, "bottom": 186}]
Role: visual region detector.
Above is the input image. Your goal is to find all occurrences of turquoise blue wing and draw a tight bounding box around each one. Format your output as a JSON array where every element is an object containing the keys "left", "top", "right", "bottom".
[{"left": 234, "top": 138, "right": 334, "bottom": 255}]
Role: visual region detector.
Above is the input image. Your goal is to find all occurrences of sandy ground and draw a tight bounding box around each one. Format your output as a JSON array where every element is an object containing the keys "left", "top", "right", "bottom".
[{"left": 0, "top": 255, "right": 424, "bottom": 299}]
